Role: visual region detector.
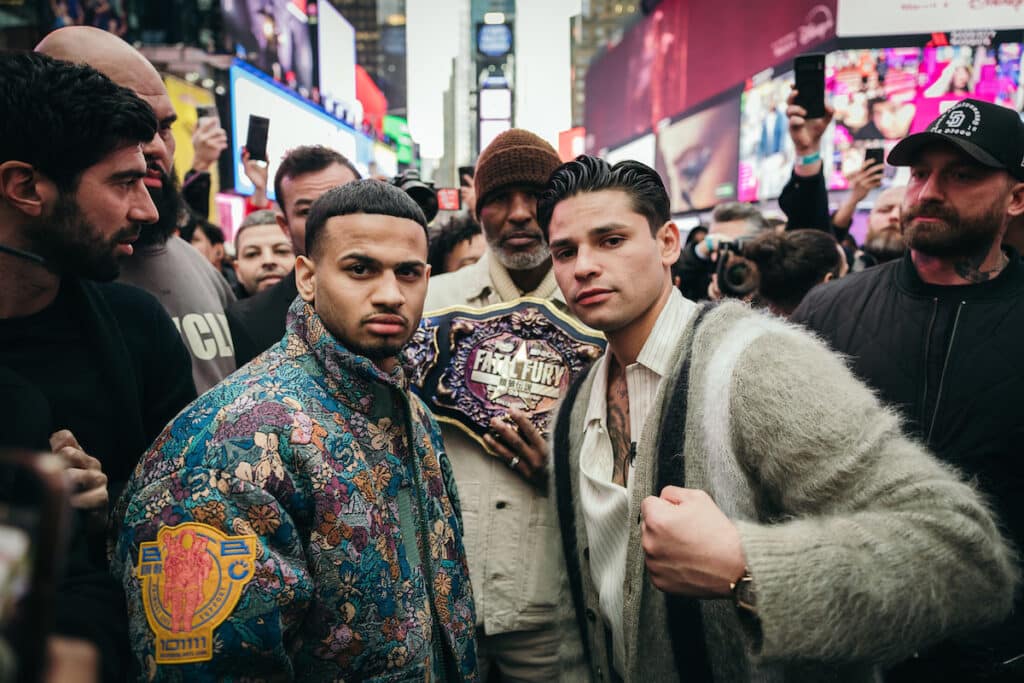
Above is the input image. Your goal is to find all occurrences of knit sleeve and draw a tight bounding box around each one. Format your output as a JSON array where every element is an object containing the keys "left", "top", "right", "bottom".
[{"left": 727, "top": 325, "right": 1018, "bottom": 665}]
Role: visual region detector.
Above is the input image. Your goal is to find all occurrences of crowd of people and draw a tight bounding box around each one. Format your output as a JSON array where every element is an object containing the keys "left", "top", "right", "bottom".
[{"left": 1, "top": 24, "right": 1023, "bottom": 683}]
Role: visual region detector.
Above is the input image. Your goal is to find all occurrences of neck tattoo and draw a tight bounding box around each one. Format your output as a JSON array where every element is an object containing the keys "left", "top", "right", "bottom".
[{"left": 954, "top": 250, "right": 1008, "bottom": 284}]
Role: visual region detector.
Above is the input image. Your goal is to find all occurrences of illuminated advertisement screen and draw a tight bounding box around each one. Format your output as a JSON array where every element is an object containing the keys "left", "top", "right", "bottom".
[
  {"left": 604, "top": 133, "right": 656, "bottom": 168},
  {"left": 477, "top": 23, "right": 513, "bottom": 58},
  {"left": 479, "top": 88, "right": 513, "bottom": 120},
  {"left": 222, "top": 0, "right": 314, "bottom": 93},
  {"left": 584, "top": 0, "right": 689, "bottom": 152},
  {"left": 654, "top": 96, "right": 740, "bottom": 213},
  {"left": 738, "top": 69, "right": 797, "bottom": 202},
  {"left": 838, "top": 0, "right": 1024, "bottom": 36},
  {"left": 230, "top": 61, "right": 356, "bottom": 200},
  {"left": 316, "top": 0, "right": 357, "bottom": 112},
  {"left": 826, "top": 44, "right": 1023, "bottom": 190},
  {"left": 373, "top": 143, "right": 399, "bottom": 178},
  {"left": 164, "top": 75, "right": 220, "bottom": 222}
]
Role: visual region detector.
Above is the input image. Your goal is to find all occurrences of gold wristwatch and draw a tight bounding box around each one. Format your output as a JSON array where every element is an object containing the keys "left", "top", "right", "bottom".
[{"left": 730, "top": 567, "right": 757, "bottom": 615}]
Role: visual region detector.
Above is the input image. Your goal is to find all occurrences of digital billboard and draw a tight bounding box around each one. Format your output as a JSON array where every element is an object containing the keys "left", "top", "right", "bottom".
[
  {"left": 826, "top": 44, "right": 1023, "bottom": 190},
  {"left": 583, "top": 0, "right": 689, "bottom": 153},
  {"left": 222, "top": 0, "right": 314, "bottom": 94},
  {"left": 654, "top": 96, "right": 741, "bottom": 213},
  {"left": 738, "top": 69, "right": 798, "bottom": 202},
  {"left": 230, "top": 61, "right": 356, "bottom": 200},
  {"left": 316, "top": 0, "right": 357, "bottom": 117},
  {"left": 584, "top": 0, "right": 837, "bottom": 154},
  {"left": 838, "top": 0, "right": 1024, "bottom": 36},
  {"left": 604, "top": 133, "right": 656, "bottom": 168}
]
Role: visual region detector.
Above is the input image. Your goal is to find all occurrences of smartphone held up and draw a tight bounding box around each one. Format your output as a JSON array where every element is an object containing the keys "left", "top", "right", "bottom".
[
  {"left": 794, "top": 53, "right": 826, "bottom": 119},
  {"left": 245, "top": 115, "right": 270, "bottom": 163}
]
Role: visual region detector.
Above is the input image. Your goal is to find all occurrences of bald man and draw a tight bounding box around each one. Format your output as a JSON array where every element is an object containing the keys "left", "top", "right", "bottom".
[{"left": 37, "top": 27, "right": 237, "bottom": 394}]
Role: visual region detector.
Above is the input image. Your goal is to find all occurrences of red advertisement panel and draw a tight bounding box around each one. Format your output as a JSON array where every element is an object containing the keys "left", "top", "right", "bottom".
[
  {"left": 585, "top": 0, "right": 837, "bottom": 154},
  {"left": 584, "top": 1, "right": 688, "bottom": 153}
]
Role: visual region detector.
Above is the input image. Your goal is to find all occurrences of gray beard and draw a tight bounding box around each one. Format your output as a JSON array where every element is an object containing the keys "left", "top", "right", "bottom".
[{"left": 489, "top": 240, "right": 552, "bottom": 271}]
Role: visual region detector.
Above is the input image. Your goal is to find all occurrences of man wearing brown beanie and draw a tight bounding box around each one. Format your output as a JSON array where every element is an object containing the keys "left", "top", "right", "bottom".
[{"left": 423, "top": 129, "right": 572, "bottom": 681}]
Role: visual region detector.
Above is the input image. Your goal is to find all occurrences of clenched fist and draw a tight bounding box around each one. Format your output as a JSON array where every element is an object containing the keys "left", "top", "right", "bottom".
[{"left": 640, "top": 486, "right": 746, "bottom": 598}]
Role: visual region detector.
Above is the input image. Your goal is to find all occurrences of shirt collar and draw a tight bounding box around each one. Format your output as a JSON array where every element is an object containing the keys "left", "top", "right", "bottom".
[
  {"left": 635, "top": 288, "right": 696, "bottom": 378},
  {"left": 583, "top": 353, "right": 610, "bottom": 428},
  {"left": 582, "top": 288, "right": 695, "bottom": 428}
]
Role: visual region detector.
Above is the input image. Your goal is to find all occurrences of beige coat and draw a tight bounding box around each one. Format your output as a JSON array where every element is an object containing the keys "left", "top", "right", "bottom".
[{"left": 424, "top": 252, "right": 571, "bottom": 635}]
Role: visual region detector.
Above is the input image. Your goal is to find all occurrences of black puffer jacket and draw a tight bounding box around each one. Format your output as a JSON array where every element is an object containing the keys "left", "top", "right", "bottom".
[{"left": 792, "top": 249, "right": 1024, "bottom": 682}]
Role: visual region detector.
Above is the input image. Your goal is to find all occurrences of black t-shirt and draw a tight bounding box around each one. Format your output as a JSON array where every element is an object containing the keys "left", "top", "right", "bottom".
[{"left": 0, "top": 283, "right": 122, "bottom": 481}]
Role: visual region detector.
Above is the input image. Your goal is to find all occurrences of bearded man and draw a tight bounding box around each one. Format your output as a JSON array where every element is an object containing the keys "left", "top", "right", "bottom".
[{"left": 792, "top": 98, "right": 1024, "bottom": 682}]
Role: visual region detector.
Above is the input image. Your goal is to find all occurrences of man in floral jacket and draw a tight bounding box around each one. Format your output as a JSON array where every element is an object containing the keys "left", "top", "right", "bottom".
[{"left": 113, "top": 180, "right": 478, "bottom": 681}]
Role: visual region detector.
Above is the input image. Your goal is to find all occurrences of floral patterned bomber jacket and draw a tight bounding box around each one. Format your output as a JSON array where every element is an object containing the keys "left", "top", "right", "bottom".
[{"left": 112, "top": 299, "right": 479, "bottom": 682}]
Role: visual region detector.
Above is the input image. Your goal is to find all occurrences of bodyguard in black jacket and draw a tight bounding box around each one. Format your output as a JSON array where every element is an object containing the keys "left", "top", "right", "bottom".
[
  {"left": 792, "top": 98, "right": 1024, "bottom": 682},
  {"left": 0, "top": 53, "right": 197, "bottom": 681}
]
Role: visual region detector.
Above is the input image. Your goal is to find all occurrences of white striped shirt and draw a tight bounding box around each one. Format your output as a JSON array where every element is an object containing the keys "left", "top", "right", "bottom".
[{"left": 578, "top": 288, "right": 697, "bottom": 674}]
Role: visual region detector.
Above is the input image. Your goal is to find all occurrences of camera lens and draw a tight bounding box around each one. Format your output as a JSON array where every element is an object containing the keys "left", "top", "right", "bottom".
[{"left": 717, "top": 252, "right": 760, "bottom": 297}]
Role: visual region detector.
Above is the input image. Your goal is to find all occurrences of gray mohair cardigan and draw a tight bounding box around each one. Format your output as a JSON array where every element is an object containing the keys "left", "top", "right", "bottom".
[{"left": 550, "top": 300, "right": 1019, "bottom": 683}]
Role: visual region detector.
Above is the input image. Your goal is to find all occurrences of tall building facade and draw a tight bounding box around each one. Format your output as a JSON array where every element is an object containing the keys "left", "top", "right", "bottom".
[{"left": 332, "top": 0, "right": 408, "bottom": 115}]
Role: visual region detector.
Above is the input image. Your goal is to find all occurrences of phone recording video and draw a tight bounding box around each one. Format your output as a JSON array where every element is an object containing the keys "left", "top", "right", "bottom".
[
  {"left": 794, "top": 53, "right": 827, "bottom": 119},
  {"left": 245, "top": 115, "right": 270, "bottom": 163},
  {"left": 864, "top": 147, "right": 885, "bottom": 168}
]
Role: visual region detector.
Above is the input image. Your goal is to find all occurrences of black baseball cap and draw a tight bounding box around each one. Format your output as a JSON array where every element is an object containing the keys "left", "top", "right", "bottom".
[{"left": 887, "top": 98, "right": 1024, "bottom": 181}]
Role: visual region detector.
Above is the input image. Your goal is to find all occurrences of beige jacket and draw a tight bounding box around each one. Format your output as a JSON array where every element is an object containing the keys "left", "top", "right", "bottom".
[{"left": 424, "top": 252, "right": 570, "bottom": 635}]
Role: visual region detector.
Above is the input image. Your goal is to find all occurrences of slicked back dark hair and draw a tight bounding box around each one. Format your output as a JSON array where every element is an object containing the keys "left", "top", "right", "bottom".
[
  {"left": 274, "top": 145, "right": 361, "bottom": 212},
  {"left": 305, "top": 179, "right": 428, "bottom": 260},
  {"left": 0, "top": 51, "right": 158, "bottom": 192},
  {"left": 537, "top": 155, "right": 671, "bottom": 237}
]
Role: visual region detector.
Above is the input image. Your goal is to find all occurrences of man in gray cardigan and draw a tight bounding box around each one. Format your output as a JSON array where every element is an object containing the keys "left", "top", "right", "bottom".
[{"left": 536, "top": 155, "right": 1018, "bottom": 682}]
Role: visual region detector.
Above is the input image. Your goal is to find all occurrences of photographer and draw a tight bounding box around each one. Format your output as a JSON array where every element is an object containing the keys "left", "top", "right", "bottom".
[
  {"left": 674, "top": 202, "right": 768, "bottom": 301},
  {"left": 392, "top": 168, "right": 439, "bottom": 224}
]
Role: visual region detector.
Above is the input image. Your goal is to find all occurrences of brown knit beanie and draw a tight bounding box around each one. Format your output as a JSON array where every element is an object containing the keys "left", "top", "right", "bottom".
[{"left": 474, "top": 129, "right": 562, "bottom": 217}]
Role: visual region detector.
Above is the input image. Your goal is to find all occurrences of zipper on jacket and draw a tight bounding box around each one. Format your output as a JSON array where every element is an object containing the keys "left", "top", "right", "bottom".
[
  {"left": 400, "top": 396, "right": 460, "bottom": 681},
  {"left": 919, "top": 298, "right": 939, "bottom": 430},
  {"left": 926, "top": 301, "right": 965, "bottom": 446}
]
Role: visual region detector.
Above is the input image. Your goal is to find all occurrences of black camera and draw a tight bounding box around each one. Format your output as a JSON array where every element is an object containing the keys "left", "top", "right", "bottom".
[
  {"left": 714, "top": 238, "right": 760, "bottom": 299},
  {"left": 392, "top": 170, "right": 438, "bottom": 223}
]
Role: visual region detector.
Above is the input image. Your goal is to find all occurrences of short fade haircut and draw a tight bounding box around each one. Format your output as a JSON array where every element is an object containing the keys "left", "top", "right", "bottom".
[
  {"left": 711, "top": 201, "right": 769, "bottom": 233},
  {"left": 428, "top": 214, "right": 483, "bottom": 275},
  {"left": 537, "top": 155, "right": 670, "bottom": 237},
  {"left": 273, "top": 145, "right": 362, "bottom": 211},
  {"left": 0, "top": 51, "right": 157, "bottom": 192},
  {"left": 305, "top": 179, "right": 428, "bottom": 260},
  {"left": 235, "top": 208, "right": 282, "bottom": 252}
]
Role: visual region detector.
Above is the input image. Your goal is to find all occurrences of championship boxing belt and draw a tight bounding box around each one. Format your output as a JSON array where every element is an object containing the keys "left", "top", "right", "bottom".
[{"left": 403, "top": 297, "right": 605, "bottom": 455}]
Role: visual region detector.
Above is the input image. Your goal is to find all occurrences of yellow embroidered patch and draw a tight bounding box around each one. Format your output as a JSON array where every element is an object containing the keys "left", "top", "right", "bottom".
[{"left": 136, "top": 522, "right": 258, "bottom": 664}]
